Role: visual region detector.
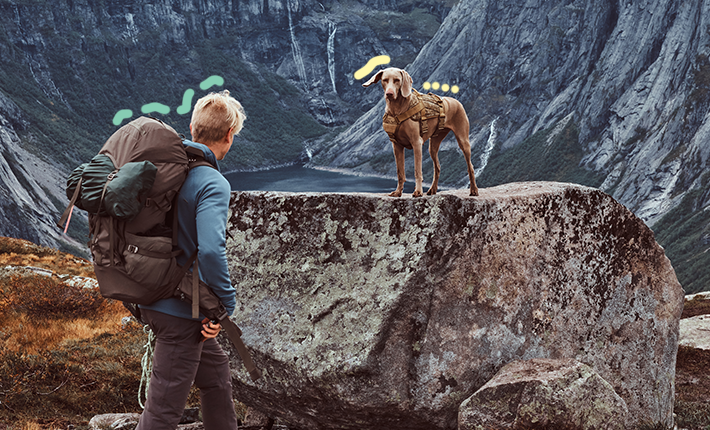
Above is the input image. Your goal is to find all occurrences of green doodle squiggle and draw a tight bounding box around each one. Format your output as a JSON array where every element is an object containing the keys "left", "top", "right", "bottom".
[
  {"left": 141, "top": 103, "right": 170, "bottom": 115},
  {"left": 111, "top": 75, "right": 225, "bottom": 125},
  {"left": 200, "top": 75, "right": 224, "bottom": 90},
  {"left": 112, "top": 109, "right": 133, "bottom": 126},
  {"left": 176, "top": 89, "right": 195, "bottom": 115}
]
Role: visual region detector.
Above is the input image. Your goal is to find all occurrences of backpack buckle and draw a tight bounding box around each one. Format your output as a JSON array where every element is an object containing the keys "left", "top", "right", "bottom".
[{"left": 127, "top": 244, "right": 139, "bottom": 253}]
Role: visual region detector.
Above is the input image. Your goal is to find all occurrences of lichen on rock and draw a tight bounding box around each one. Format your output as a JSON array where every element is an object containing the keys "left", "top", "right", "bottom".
[{"left": 223, "top": 182, "right": 683, "bottom": 430}]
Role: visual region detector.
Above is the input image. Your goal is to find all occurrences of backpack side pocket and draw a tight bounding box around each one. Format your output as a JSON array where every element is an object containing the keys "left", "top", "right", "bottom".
[
  {"left": 123, "top": 232, "right": 177, "bottom": 288},
  {"left": 89, "top": 215, "right": 124, "bottom": 266}
]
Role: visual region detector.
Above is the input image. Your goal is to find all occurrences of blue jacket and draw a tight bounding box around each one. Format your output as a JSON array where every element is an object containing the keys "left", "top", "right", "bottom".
[{"left": 139, "top": 141, "right": 236, "bottom": 320}]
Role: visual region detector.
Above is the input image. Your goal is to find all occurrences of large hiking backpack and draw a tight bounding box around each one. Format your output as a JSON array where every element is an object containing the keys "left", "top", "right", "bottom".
[
  {"left": 60, "top": 116, "right": 199, "bottom": 304},
  {"left": 58, "top": 116, "right": 261, "bottom": 381}
]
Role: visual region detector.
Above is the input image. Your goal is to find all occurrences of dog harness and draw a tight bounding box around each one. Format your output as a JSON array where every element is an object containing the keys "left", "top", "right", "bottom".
[{"left": 382, "top": 89, "right": 447, "bottom": 147}]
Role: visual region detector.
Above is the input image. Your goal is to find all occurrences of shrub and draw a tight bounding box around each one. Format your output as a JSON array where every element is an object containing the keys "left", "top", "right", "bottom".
[
  {"left": 0, "top": 237, "right": 59, "bottom": 258},
  {"left": 0, "top": 324, "right": 145, "bottom": 426},
  {"left": 0, "top": 274, "right": 105, "bottom": 319}
]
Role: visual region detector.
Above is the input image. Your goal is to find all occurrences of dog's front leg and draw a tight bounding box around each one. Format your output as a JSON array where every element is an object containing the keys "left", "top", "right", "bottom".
[
  {"left": 389, "top": 143, "right": 406, "bottom": 197},
  {"left": 412, "top": 139, "right": 424, "bottom": 197}
]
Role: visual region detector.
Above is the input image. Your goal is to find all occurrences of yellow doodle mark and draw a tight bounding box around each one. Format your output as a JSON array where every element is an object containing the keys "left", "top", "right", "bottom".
[
  {"left": 423, "top": 81, "right": 460, "bottom": 94},
  {"left": 353, "top": 55, "right": 391, "bottom": 80}
]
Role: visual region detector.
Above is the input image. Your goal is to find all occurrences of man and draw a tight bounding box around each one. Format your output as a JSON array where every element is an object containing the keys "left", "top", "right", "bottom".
[{"left": 137, "top": 90, "right": 245, "bottom": 430}]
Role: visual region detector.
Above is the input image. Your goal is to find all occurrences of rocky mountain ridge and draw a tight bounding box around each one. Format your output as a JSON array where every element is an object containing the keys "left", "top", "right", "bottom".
[
  {"left": 0, "top": 92, "right": 86, "bottom": 254},
  {"left": 0, "top": 0, "right": 709, "bottom": 293}
]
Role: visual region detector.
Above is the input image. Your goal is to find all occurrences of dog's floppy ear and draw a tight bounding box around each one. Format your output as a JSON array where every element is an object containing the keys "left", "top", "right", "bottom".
[
  {"left": 400, "top": 70, "right": 413, "bottom": 97},
  {"left": 362, "top": 70, "right": 384, "bottom": 88}
]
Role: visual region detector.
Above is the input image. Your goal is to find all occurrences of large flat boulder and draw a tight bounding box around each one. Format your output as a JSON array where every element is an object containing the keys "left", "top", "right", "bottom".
[{"left": 223, "top": 182, "right": 683, "bottom": 430}]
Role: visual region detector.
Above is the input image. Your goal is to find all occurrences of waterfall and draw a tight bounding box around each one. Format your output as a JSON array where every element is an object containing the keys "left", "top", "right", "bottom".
[
  {"left": 478, "top": 118, "right": 498, "bottom": 176},
  {"left": 287, "top": 0, "right": 307, "bottom": 87},
  {"left": 13, "top": 5, "right": 40, "bottom": 89},
  {"left": 125, "top": 13, "right": 139, "bottom": 44},
  {"left": 13, "top": 4, "right": 67, "bottom": 105},
  {"left": 327, "top": 21, "right": 337, "bottom": 93}
]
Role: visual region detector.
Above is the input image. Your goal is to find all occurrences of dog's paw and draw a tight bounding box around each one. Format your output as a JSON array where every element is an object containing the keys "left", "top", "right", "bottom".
[
  {"left": 389, "top": 190, "right": 403, "bottom": 197},
  {"left": 412, "top": 190, "right": 423, "bottom": 198},
  {"left": 426, "top": 188, "right": 437, "bottom": 196},
  {"left": 470, "top": 188, "right": 479, "bottom": 197}
]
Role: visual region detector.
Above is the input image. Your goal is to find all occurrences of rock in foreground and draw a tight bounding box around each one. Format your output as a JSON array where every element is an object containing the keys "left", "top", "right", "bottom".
[
  {"left": 458, "top": 358, "right": 629, "bottom": 430},
  {"left": 679, "top": 315, "right": 710, "bottom": 350},
  {"left": 224, "top": 182, "right": 683, "bottom": 430}
]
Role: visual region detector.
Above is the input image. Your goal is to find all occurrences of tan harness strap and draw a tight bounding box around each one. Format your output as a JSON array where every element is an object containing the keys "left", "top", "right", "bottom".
[
  {"left": 421, "top": 93, "right": 447, "bottom": 139},
  {"left": 395, "top": 100, "right": 425, "bottom": 124},
  {"left": 382, "top": 92, "right": 449, "bottom": 145},
  {"left": 383, "top": 100, "right": 425, "bottom": 145},
  {"left": 383, "top": 124, "right": 398, "bottom": 145}
]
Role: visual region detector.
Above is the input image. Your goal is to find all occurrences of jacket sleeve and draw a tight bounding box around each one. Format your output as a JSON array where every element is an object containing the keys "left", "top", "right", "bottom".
[{"left": 194, "top": 171, "right": 236, "bottom": 316}]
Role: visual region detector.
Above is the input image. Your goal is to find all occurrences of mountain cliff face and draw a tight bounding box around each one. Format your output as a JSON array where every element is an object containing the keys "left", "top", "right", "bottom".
[
  {"left": 0, "top": 0, "right": 708, "bottom": 292},
  {"left": 0, "top": 92, "right": 86, "bottom": 255},
  {"left": 316, "top": 0, "right": 692, "bottom": 226},
  {"left": 311, "top": 0, "right": 710, "bottom": 293}
]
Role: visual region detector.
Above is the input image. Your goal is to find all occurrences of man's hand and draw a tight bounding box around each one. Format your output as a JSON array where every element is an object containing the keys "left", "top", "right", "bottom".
[{"left": 201, "top": 318, "right": 221, "bottom": 341}]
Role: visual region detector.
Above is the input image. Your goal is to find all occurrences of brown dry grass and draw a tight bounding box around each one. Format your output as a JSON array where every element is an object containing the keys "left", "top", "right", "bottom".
[
  {"left": 675, "top": 346, "right": 710, "bottom": 429},
  {"left": 0, "top": 239, "right": 105, "bottom": 358},
  {"left": 0, "top": 237, "right": 145, "bottom": 428},
  {"left": 0, "top": 237, "right": 210, "bottom": 429},
  {"left": 0, "top": 301, "right": 128, "bottom": 355},
  {"left": 0, "top": 422, "right": 46, "bottom": 430},
  {"left": 682, "top": 294, "right": 710, "bottom": 319}
]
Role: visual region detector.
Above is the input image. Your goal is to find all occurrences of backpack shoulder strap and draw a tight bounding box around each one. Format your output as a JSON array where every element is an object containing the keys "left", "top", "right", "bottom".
[
  {"left": 221, "top": 318, "right": 262, "bottom": 381},
  {"left": 181, "top": 144, "right": 217, "bottom": 319},
  {"left": 185, "top": 145, "right": 216, "bottom": 170}
]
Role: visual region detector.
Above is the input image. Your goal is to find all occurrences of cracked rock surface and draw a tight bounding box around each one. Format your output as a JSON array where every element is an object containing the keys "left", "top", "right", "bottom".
[{"left": 223, "top": 182, "right": 683, "bottom": 430}]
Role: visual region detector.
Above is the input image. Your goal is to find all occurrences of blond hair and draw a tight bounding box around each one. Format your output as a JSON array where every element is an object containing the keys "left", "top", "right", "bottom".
[{"left": 190, "top": 90, "right": 246, "bottom": 144}]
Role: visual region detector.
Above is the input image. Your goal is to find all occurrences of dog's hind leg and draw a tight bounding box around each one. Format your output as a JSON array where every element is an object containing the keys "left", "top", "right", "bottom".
[
  {"left": 448, "top": 109, "right": 478, "bottom": 196},
  {"left": 455, "top": 132, "right": 478, "bottom": 196},
  {"left": 412, "top": 141, "right": 425, "bottom": 197},
  {"left": 443, "top": 98, "right": 478, "bottom": 196},
  {"left": 427, "top": 131, "right": 449, "bottom": 195}
]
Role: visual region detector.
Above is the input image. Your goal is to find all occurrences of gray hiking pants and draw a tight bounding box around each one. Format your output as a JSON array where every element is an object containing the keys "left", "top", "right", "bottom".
[{"left": 136, "top": 309, "right": 238, "bottom": 430}]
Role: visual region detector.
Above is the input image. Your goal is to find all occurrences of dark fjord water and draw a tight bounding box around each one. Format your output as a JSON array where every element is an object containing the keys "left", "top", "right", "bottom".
[{"left": 226, "top": 164, "right": 415, "bottom": 194}]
